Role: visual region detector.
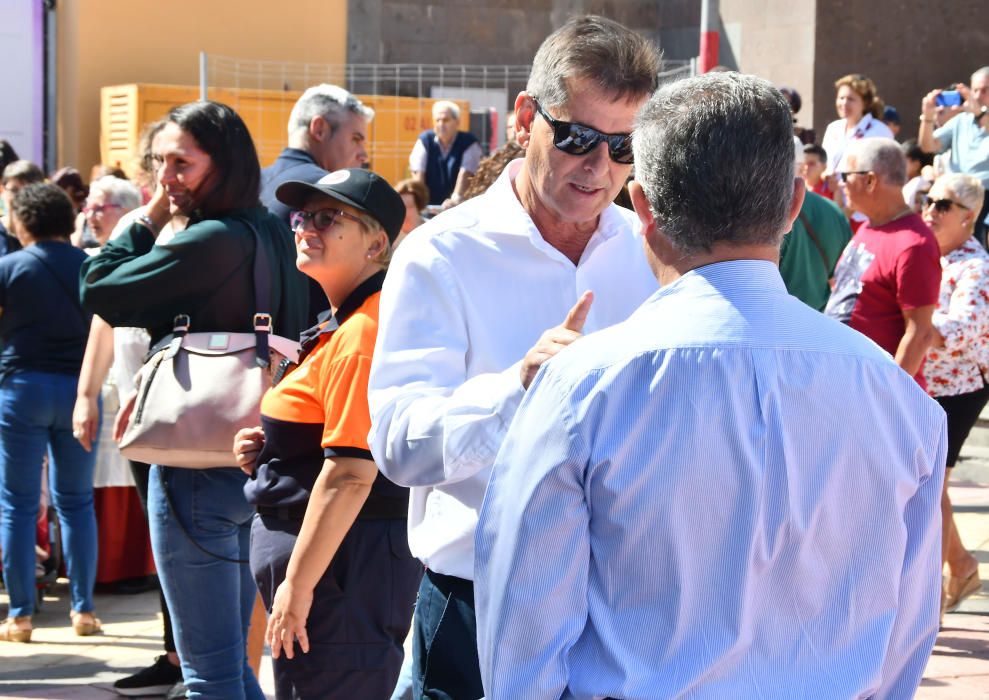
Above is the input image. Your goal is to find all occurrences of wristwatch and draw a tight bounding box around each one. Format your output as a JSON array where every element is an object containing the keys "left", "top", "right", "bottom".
[{"left": 136, "top": 213, "right": 159, "bottom": 234}]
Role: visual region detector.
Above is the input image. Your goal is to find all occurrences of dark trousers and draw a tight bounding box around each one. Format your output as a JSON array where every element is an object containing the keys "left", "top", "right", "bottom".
[
  {"left": 129, "top": 459, "right": 176, "bottom": 654},
  {"left": 935, "top": 382, "right": 989, "bottom": 466},
  {"left": 412, "top": 570, "right": 484, "bottom": 700},
  {"left": 251, "top": 515, "right": 421, "bottom": 700}
]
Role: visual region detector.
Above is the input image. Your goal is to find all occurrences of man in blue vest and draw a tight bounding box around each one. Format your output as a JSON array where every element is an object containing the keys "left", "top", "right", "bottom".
[{"left": 409, "top": 100, "right": 482, "bottom": 207}]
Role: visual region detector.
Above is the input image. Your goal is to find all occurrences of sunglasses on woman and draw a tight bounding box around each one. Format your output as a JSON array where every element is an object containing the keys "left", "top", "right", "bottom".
[
  {"left": 532, "top": 98, "right": 635, "bottom": 164},
  {"left": 290, "top": 208, "right": 364, "bottom": 233},
  {"left": 921, "top": 195, "right": 969, "bottom": 214}
]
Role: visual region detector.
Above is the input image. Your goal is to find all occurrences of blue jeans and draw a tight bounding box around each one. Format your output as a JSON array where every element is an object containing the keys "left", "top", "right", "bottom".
[
  {"left": 148, "top": 465, "right": 263, "bottom": 700},
  {"left": 0, "top": 370, "right": 98, "bottom": 618},
  {"left": 412, "top": 570, "right": 483, "bottom": 700}
]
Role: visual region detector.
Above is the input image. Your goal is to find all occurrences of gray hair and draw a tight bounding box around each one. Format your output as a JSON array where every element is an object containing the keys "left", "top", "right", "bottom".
[
  {"left": 972, "top": 66, "right": 989, "bottom": 83},
  {"left": 526, "top": 15, "right": 662, "bottom": 110},
  {"left": 88, "top": 176, "right": 142, "bottom": 212},
  {"left": 632, "top": 72, "right": 795, "bottom": 254},
  {"left": 2, "top": 159, "right": 44, "bottom": 187},
  {"left": 287, "top": 84, "right": 374, "bottom": 138},
  {"left": 934, "top": 173, "right": 986, "bottom": 212},
  {"left": 432, "top": 100, "right": 461, "bottom": 121},
  {"left": 844, "top": 138, "right": 907, "bottom": 186}
]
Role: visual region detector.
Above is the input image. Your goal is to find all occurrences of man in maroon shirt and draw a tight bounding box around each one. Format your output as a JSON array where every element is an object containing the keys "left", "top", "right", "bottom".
[{"left": 825, "top": 138, "right": 940, "bottom": 388}]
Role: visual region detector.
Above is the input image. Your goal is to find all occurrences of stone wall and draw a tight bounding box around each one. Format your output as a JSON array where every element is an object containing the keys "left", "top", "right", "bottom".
[
  {"left": 720, "top": 1, "right": 817, "bottom": 133},
  {"left": 814, "top": 0, "right": 988, "bottom": 142},
  {"left": 346, "top": 0, "right": 700, "bottom": 67}
]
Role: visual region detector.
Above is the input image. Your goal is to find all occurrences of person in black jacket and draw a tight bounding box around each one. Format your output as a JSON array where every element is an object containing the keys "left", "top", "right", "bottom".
[
  {"left": 81, "top": 101, "right": 307, "bottom": 700},
  {"left": 259, "top": 84, "right": 374, "bottom": 326}
]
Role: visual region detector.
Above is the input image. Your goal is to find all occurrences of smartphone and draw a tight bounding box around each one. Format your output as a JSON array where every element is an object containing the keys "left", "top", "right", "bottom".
[{"left": 937, "top": 90, "right": 963, "bottom": 108}]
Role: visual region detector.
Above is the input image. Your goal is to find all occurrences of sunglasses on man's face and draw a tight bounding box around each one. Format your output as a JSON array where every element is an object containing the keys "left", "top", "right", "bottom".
[
  {"left": 922, "top": 196, "right": 970, "bottom": 214},
  {"left": 532, "top": 98, "right": 634, "bottom": 165},
  {"left": 837, "top": 170, "right": 872, "bottom": 183},
  {"left": 290, "top": 207, "right": 364, "bottom": 233}
]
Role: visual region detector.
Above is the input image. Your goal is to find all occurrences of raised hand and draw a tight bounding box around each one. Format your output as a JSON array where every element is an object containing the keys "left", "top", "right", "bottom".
[{"left": 519, "top": 291, "right": 594, "bottom": 390}]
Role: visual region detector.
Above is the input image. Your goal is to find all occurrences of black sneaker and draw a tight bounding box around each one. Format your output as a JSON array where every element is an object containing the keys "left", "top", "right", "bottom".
[{"left": 113, "top": 655, "right": 183, "bottom": 697}]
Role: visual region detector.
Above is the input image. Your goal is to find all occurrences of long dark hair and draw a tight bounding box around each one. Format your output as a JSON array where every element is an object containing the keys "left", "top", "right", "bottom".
[{"left": 164, "top": 101, "right": 260, "bottom": 218}]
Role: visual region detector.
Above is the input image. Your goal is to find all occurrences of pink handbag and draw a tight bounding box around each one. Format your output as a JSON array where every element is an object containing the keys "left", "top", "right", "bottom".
[{"left": 118, "top": 220, "right": 299, "bottom": 468}]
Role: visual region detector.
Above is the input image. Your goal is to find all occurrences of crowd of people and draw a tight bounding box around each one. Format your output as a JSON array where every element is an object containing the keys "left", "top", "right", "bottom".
[{"left": 0, "top": 12, "right": 987, "bottom": 700}]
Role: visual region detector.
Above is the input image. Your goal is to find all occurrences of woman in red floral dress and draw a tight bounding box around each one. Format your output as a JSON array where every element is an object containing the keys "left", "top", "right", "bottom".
[{"left": 923, "top": 173, "right": 988, "bottom": 618}]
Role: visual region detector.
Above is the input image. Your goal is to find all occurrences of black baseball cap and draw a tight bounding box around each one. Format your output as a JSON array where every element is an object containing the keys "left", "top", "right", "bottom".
[{"left": 275, "top": 168, "right": 404, "bottom": 243}]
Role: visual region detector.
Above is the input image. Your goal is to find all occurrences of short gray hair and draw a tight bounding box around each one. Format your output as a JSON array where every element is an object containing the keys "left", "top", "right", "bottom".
[
  {"left": 934, "top": 173, "right": 986, "bottom": 212},
  {"left": 972, "top": 66, "right": 989, "bottom": 83},
  {"left": 287, "top": 84, "right": 374, "bottom": 138},
  {"left": 632, "top": 72, "right": 795, "bottom": 254},
  {"left": 526, "top": 15, "right": 662, "bottom": 110},
  {"left": 88, "top": 175, "right": 141, "bottom": 212},
  {"left": 432, "top": 100, "right": 460, "bottom": 121},
  {"left": 844, "top": 138, "right": 907, "bottom": 186}
]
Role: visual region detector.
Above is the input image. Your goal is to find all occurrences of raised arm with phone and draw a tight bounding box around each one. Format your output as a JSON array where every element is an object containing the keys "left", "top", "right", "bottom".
[{"left": 919, "top": 67, "right": 989, "bottom": 245}]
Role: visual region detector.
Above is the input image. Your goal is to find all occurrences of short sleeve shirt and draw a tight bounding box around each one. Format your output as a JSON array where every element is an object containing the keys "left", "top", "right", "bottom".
[
  {"left": 934, "top": 113, "right": 989, "bottom": 187},
  {"left": 824, "top": 213, "right": 941, "bottom": 388},
  {"left": 244, "top": 272, "right": 398, "bottom": 508},
  {"left": 925, "top": 238, "right": 989, "bottom": 397}
]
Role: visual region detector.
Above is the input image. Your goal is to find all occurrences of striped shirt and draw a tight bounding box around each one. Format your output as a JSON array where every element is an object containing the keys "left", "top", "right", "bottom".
[{"left": 475, "top": 259, "right": 946, "bottom": 700}]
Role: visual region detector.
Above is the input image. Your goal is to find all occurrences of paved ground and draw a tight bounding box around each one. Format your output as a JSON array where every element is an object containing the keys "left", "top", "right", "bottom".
[{"left": 1, "top": 450, "right": 987, "bottom": 699}]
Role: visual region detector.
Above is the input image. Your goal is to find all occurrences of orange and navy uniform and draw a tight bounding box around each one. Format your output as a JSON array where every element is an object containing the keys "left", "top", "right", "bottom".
[{"left": 244, "top": 271, "right": 405, "bottom": 512}]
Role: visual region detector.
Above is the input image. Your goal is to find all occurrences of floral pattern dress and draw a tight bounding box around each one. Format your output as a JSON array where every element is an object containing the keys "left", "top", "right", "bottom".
[{"left": 925, "top": 237, "right": 989, "bottom": 398}]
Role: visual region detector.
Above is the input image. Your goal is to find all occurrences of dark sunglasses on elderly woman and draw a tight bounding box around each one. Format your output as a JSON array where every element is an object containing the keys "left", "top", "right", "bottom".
[
  {"left": 532, "top": 98, "right": 635, "bottom": 164},
  {"left": 921, "top": 195, "right": 969, "bottom": 214},
  {"left": 290, "top": 208, "right": 364, "bottom": 233}
]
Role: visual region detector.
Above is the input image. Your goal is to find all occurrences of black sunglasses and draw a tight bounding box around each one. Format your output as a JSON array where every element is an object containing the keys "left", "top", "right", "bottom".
[
  {"left": 290, "top": 207, "right": 364, "bottom": 233},
  {"left": 922, "top": 195, "right": 970, "bottom": 213},
  {"left": 837, "top": 170, "right": 872, "bottom": 183},
  {"left": 532, "top": 98, "right": 634, "bottom": 164}
]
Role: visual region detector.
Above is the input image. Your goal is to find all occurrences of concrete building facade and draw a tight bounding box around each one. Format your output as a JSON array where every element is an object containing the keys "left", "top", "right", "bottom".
[{"left": 53, "top": 0, "right": 347, "bottom": 177}]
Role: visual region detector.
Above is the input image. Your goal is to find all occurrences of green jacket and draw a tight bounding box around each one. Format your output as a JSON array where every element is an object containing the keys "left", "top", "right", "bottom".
[
  {"left": 779, "top": 192, "right": 853, "bottom": 312},
  {"left": 80, "top": 206, "right": 308, "bottom": 344}
]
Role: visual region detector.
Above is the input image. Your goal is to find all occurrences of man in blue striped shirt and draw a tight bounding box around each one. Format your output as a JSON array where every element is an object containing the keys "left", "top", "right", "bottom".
[{"left": 475, "top": 72, "right": 947, "bottom": 700}]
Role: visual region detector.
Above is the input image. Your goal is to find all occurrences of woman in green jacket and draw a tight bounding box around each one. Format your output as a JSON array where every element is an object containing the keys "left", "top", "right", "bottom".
[{"left": 80, "top": 101, "right": 307, "bottom": 700}]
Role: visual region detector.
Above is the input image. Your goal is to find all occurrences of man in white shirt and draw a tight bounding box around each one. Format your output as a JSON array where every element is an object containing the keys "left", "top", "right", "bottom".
[
  {"left": 475, "top": 72, "right": 946, "bottom": 700},
  {"left": 369, "top": 15, "right": 661, "bottom": 700}
]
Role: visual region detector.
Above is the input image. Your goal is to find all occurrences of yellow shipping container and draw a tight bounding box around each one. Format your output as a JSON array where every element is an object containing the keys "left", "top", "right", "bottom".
[{"left": 100, "top": 84, "right": 470, "bottom": 187}]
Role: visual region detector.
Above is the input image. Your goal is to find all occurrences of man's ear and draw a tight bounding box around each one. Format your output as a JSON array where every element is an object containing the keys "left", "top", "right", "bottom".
[
  {"left": 309, "top": 115, "right": 329, "bottom": 143},
  {"left": 514, "top": 92, "right": 536, "bottom": 148},
  {"left": 628, "top": 181, "right": 656, "bottom": 239},
  {"left": 785, "top": 176, "right": 806, "bottom": 230}
]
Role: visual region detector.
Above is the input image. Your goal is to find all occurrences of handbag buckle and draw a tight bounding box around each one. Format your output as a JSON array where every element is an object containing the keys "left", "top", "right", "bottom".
[
  {"left": 172, "top": 314, "right": 191, "bottom": 335},
  {"left": 253, "top": 313, "right": 272, "bottom": 333}
]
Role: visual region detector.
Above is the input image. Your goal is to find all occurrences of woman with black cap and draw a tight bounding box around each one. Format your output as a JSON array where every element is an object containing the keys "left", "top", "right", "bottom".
[{"left": 234, "top": 168, "right": 420, "bottom": 699}]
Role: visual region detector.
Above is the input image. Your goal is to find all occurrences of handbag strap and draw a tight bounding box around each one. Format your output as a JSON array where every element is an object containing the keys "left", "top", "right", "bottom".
[
  {"left": 166, "top": 216, "right": 273, "bottom": 367},
  {"left": 242, "top": 217, "right": 272, "bottom": 367},
  {"left": 25, "top": 246, "right": 88, "bottom": 328},
  {"left": 797, "top": 210, "right": 830, "bottom": 273},
  {"left": 241, "top": 216, "right": 272, "bottom": 318}
]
